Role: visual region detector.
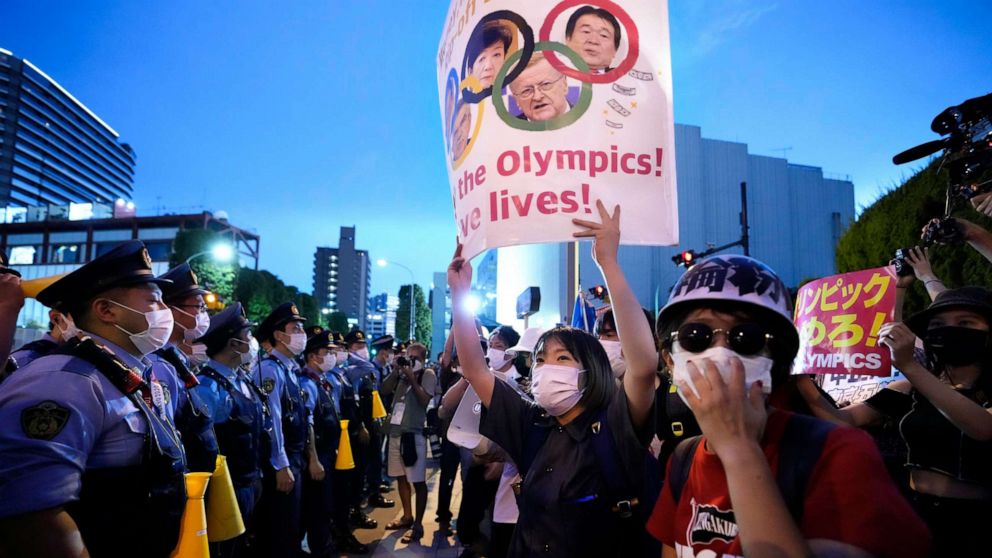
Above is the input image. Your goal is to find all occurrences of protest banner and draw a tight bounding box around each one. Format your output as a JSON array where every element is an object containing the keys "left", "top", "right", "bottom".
[
  {"left": 437, "top": 0, "right": 678, "bottom": 259},
  {"left": 793, "top": 267, "right": 897, "bottom": 377}
]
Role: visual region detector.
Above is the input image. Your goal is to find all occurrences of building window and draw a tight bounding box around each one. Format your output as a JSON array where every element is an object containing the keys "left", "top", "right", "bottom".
[
  {"left": 144, "top": 241, "right": 171, "bottom": 262},
  {"left": 50, "top": 244, "right": 82, "bottom": 264},
  {"left": 9, "top": 245, "right": 39, "bottom": 264}
]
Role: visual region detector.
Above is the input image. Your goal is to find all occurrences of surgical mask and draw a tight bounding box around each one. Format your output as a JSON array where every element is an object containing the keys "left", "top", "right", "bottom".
[
  {"left": 487, "top": 348, "right": 512, "bottom": 370},
  {"left": 232, "top": 338, "right": 257, "bottom": 366},
  {"left": 924, "top": 326, "right": 990, "bottom": 367},
  {"left": 189, "top": 343, "right": 209, "bottom": 367},
  {"left": 108, "top": 300, "right": 174, "bottom": 356},
  {"left": 670, "top": 343, "right": 773, "bottom": 406},
  {"left": 334, "top": 350, "right": 348, "bottom": 364},
  {"left": 318, "top": 353, "right": 337, "bottom": 372},
  {"left": 278, "top": 331, "right": 307, "bottom": 356},
  {"left": 56, "top": 313, "right": 81, "bottom": 342},
  {"left": 354, "top": 347, "right": 370, "bottom": 361},
  {"left": 412, "top": 359, "right": 424, "bottom": 372},
  {"left": 600, "top": 340, "right": 626, "bottom": 378},
  {"left": 173, "top": 306, "right": 210, "bottom": 344},
  {"left": 531, "top": 364, "right": 585, "bottom": 416}
]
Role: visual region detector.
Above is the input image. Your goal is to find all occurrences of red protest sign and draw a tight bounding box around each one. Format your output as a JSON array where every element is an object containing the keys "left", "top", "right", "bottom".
[{"left": 793, "top": 267, "right": 896, "bottom": 377}]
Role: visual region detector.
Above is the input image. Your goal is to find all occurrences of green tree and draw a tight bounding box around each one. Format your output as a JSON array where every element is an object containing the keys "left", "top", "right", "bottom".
[
  {"left": 326, "top": 311, "right": 351, "bottom": 334},
  {"left": 396, "top": 284, "right": 432, "bottom": 346},
  {"left": 171, "top": 229, "right": 235, "bottom": 302},
  {"left": 835, "top": 160, "right": 992, "bottom": 319}
]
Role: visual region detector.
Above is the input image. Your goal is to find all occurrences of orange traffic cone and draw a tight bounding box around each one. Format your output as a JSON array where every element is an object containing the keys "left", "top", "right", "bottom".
[
  {"left": 335, "top": 420, "right": 355, "bottom": 470},
  {"left": 170, "top": 472, "right": 211, "bottom": 558}
]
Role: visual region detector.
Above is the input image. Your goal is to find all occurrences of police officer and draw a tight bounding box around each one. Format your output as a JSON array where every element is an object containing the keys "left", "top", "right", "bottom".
[
  {"left": 323, "top": 331, "right": 371, "bottom": 552},
  {"left": 194, "top": 303, "right": 270, "bottom": 558},
  {"left": 368, "top": 334, "right": 397, "bottom": 506},
  {"left": 342, "top": 329, "right": 379, "bottom": 528},
  {"left": 148, "top": 263, "right": 219, "bottom": 473},
  {"left": 0, "top": 240, "right": 186, "bottom": 557},
  {"left": 253, "top": 302, "right": 309, "bottom": 557},
  {"left": 299, "top": 330, "right": 344, "bottom": 557}
]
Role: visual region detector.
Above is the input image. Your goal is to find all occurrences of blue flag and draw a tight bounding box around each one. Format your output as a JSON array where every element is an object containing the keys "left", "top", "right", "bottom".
[{"left": 570, "top": 292, "right": 596, "bottom": 333}]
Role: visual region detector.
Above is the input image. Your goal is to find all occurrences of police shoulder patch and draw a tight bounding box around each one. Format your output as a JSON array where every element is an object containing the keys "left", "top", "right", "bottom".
[
  {"left": 262, "top": 377, "right": 275, "bottom": 394},
  {"left": 21, "top": 401, "right": 71, "bottom": 440}
]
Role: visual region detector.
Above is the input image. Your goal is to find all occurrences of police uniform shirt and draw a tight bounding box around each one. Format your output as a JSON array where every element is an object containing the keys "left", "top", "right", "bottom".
[
  {"left": 298, "top": 368, "right": 318, "bottom": 426},
  {"left": 9, "top": 333, "right": 60, "bottom": 369},
  {"left": 145, "top": 348, "right": 184, "bottom": 422},
  {"left": 345, "top": 353, "right": 378, "bottom": 392},
  {"left": 253, "top": 349, "right": 301, "bottom": 470},
  {"left": 0, "top": 333, "right": 159, "bottom": 518},
  {"left": 324, "top": 368, "right": 345, "bottom": 416},
  {"left": 195, "top": 359, "right": 254, "bottom": 424},
  {"left": 479, "top": 380, "right": 653, "bottom": 558}
]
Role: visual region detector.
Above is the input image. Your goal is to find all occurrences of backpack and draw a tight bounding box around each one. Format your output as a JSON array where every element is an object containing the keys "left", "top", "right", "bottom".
[{"left": 668, "top": 412, "right": 837, "bottom": 522}]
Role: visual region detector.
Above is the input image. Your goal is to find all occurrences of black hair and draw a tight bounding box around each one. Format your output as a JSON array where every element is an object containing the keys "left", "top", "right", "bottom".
[
  {"left": 490, "top": 325, "right": 520, "bottom": 350},
  {"left": 594, "top": 307, "right": 656, "bottom": 342},
  {"left": 465, "top": 21, "right": 513, "bottom": 72},
  {"left": 656, "top": 301, "right": 795, "bottom": 389},
  {"left": 204, "top": 327, "right": 250, "bottom": 358},
  {"left": 565, "top": 6, "right": 622, "bottom": 49},
  {"left": 534, "top": 326, "right": 613, "bottom": 411}
]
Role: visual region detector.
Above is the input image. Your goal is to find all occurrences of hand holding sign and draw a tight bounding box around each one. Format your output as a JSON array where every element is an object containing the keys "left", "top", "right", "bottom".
[
  {"left": 572, "top": 199, "right": 620, "bottom": 266},
  {"left": 878, "top": 322, "right": 917, "bottom": 371},
  {"left": 447, "top": 243, "right": 473, "bottom": 295}
]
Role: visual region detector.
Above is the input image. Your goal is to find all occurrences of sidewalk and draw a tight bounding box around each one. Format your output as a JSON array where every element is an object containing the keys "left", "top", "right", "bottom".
[{"left": 345, "top": 461, "right": 464, "bottom": 558}]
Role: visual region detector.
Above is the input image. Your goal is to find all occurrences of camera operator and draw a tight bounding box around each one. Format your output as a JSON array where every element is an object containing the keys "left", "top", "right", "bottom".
[
  {"left": 893, "top": 247, "right": 947, "bottom": 324},
  {"left": 380, "top": 342, "right": 437, "bottom": 543},
  {"left": 799, "top": 287, "right": 992, "bottom": 555},
  {"left": 942, "top": 216, "right": 992, "bottom": 264}
]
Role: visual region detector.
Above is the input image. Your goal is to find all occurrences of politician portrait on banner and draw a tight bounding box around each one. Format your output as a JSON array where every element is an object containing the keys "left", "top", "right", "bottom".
[{"left": 437, "top": 0, "right": 678, "bottom": 259}]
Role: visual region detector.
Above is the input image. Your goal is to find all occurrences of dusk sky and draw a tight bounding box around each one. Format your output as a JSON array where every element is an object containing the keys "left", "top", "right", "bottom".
[{"left": 2, "top": 0, "right": 990, "bottom": 297}]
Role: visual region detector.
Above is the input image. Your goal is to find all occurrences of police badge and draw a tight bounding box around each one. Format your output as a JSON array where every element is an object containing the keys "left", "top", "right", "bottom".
[
  {"left": 262, "top": 377, "right": 276, "bottom": 394},
  {"left": 21, "top": 400, "right": 70, "bottom": 440}
]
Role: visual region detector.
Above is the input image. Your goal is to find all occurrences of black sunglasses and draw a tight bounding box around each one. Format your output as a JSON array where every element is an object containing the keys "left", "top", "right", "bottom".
[{"left": 671, "top": 322, "right": 773, "bottom": 356}]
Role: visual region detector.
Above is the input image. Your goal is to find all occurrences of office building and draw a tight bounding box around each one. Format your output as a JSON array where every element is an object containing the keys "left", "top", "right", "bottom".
[
  {"left": 0, "top": 49, "right": 136, "bottom": 209},
  {"left": 478, "top": 123, "right": 856, "bottom": 329},
  {"left": 3, "top": 207, "right": 259, "bottom": 329},
  {"left": 429, "top": 271, "right": 451, "bottom": 357},
  {"left": 367, "top": 292, "right": 399, "bottom": 339},
  {"left": 313, "top": 226, "right": 371, "bottom": 330}
]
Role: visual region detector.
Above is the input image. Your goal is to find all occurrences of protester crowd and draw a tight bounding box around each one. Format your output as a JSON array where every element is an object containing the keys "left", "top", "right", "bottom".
[{"left": 1, "top": 196, "right": 991, "bottom": 558}]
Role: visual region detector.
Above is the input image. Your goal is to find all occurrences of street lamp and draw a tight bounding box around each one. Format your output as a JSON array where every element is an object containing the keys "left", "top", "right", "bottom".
[
  {"left": 377, "top": 258, "right": 416, "bottom": 341},
  {"left": 186, "top": 243, "right": 236, "bottom": 264}
]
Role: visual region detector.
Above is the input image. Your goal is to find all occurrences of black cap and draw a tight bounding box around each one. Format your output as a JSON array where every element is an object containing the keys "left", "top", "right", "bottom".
[
  {"left": 371, "top": 335, "right": 394, "bottom": 350},
  {"left": 344, "top": 329, "right": 367, "bottom": 346},
  {"left": 159, "top": 263, "right": 209, "bottom": 302},
  {"left": 305, "top": 330, "right": 335, "bottom": 355},
  {"left": 330, "top": 331, "right": 346, "bottom": 346},
  {"left": 305, "top": 325, "right": 325, "bottom": 339},
  {"left": 257, "top": 302, "right": 306, "bottom": 341},
  {"left": 198, "top": 302, "right": 252, "bottom": 345},
  {"left": 907, "top": 287, "right": 992, "bottom": 337},
  {"left": 37, "top": 240, "right": 171, "bottom": 313}
]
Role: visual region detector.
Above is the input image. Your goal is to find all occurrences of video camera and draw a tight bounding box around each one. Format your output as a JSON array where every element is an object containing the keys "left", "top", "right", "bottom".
[{"left": 891, "top": 93, "right": 992, "bottom": 275}]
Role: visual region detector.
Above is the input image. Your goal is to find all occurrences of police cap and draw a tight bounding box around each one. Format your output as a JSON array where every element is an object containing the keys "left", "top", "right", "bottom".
[
  {"left": 257, "top": 302, "right": 306, "bottom": 341},
  {"left": 343, "top": 329, "right": 367, "bottom": 346},
  {"left": 305, "top": 325, "right": 325, "bottom": 339},
  {"left": 371, "top": 335, "right": 394, "bottom": 350},
  {"left": 158, "top": 263, "right": 209, "bottom": 303},
  {"left": 198, "top": 302, "right": 252, "bottom": 345},
  {"left": 36, "top": 240, "right": 171, "bottom": 313},
  {"left": 305, "top": 330, "right": 335, "bottom": 355}
]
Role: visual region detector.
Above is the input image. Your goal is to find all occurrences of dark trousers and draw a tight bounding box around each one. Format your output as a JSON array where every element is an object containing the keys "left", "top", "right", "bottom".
[
  {"left": 489, "top": 522, "right": 515, "bottom": 558},
  {"left": 211, "top": 478, "right": 261, "bottom": 558},
  {"left": 365, "top": 430, "right": 384, "bottom": 494},
  {"left": 255, "top": 460, "right": 303, "bottom": 558},
  {"left": 457, "top": 463, "right": 499, "bottom": 545},
  {"left": 302, "top": 452, "right": 335, "bottom": 558},
  {"left": 331, "top": 467, "right": 352, "bottom": 526},
  {"left": 436, "top": 438, "right": 463, "bottom": 522},
  {"left": 911, "top": 491, "right": 992, "bottom": 557},
  {"left": 350, "top": 434, "right": 369, "bottom": 508}
]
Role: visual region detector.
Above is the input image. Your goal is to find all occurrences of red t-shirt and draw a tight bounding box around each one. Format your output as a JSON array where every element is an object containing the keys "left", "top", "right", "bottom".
[{"left": 647, "top": 410, "right": 930, "bottom": 558}]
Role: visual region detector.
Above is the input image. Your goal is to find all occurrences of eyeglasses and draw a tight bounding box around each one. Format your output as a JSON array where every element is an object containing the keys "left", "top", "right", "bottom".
[
  {"left": 671, "top": 322, "right": 773, "bottom": 356},
  {"left": 514, "top": 75, "right": 565, "bottom": 100}
]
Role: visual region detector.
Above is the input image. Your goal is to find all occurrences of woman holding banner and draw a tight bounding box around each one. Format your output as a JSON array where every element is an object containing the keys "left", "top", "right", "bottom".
[
  {"left": 799, "top": 287, "right": 992, "bottom": 556},
  {"left": 447, "top": 200, "right": 657, "bottom": 558},
  {"left": 645, "top": 249, "right": 929, "bottom": 557}
]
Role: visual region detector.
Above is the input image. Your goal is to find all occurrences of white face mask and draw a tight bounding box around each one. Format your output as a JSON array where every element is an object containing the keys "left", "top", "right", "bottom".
[
  {"left": 55, "top": 313, "right": 81, "bottom": 342},
  {"left": 354, "top": 347, "right": 370, "bottom": 361},
  {"left": 531, "top": 364, "right": 585, "bottom": 417},
  {"left": 599, "top": 340, "right": 626, "bottom": 378},
  {"left": 334, "top": 350, "right": 348, "bottom": 364},
  {"left": 189, "top": 343, "right": 209, "bottom": 367},
  {"left": 670, "top": 343, "right": 773, "bottom": 406},
  {"left": 318, "top": 353, "right": 337, "bottom": 372},
  {"left": 278, "top": 331, "right": 307, "bottom": 356},
  {"left": 487, "top": 347, "right": 512, "bottom": 370},
  {"left": 108, "top": 300, "right": 174, "bottom": 356},
  {"left": 173, "top": 306, "right": 210, "bottom": 344},
  {"left": 232, "top": 337, "right": 258, "bottom": 366}
]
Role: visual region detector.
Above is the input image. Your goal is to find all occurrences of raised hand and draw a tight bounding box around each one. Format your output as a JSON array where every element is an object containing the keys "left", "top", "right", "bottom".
[
  {"left": 447, "top": 243, "right": 473, "bottom": 295},
  {"left": 572, "top": 200, "right": 621, "bottom": 266}
]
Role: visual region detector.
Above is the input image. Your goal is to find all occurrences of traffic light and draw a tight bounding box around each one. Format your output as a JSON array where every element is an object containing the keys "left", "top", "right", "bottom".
[
  {"left": 588, "top": 285, "right": 608, "bottom": 300},
  {"left": 671, "top": 250, "right": 698, "bottom": 268}
]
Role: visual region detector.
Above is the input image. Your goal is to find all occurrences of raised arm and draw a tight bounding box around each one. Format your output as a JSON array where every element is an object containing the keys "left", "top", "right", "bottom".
[
  {"left": 447, "top": 245, "right": 495, "bottom": 407},
  {"left": 573, "top": 201, "right": 656, "bottom": 429},
  {"left": 955, "top": 217, "right": 992, "bottom": 265}
]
